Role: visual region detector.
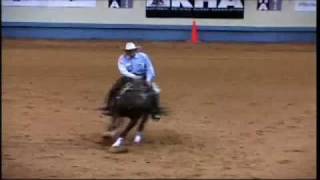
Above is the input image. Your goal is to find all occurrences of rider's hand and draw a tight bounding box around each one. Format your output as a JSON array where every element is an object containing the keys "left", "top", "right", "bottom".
[{"left": 133, "top": 75, "right": 143, "bottom": 80}]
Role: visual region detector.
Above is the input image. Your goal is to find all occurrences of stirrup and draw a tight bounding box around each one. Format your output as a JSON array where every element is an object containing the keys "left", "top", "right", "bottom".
[{"left": 152, "top": 114, "right": 161, "bottom": 120}]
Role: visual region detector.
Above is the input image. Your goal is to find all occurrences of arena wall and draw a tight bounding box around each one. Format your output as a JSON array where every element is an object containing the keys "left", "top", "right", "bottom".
[{"left": 2, "top": 0, "right": 316, "bottom": 42}]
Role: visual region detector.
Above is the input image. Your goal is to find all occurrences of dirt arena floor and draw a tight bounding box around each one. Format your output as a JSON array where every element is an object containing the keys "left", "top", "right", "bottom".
[{"left": 2, "top": 39, "right": 316, "bottom": 179}]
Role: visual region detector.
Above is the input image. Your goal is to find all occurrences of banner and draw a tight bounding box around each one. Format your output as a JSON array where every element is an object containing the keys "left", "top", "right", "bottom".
[
  {"left": 108, "top": 0, "right": 133, "bottom": 8},
  {"left": 294, "top": 0, "right": 316, "bottom": 11},
  {"left": 257, "top": 0, "right": 282, "bottom": 11},
  {"left": 2, "top": 0, "right": 96, "bottom": 7},
  {"left": 48, "top": 0, "right": 96, "bottom": 7},
  {"left": 146, "top": 0, "right": 244, "bottom": 18}
]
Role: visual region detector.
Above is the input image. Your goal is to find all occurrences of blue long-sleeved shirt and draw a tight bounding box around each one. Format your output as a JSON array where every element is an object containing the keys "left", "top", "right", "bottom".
[{"left": 118, "top": 52, "right": 156, "bottom": 82}]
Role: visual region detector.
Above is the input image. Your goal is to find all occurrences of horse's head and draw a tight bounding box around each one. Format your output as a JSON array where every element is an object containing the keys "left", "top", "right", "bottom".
[{"left": 115, "top": 79, "right": 154, "bottom": 113}]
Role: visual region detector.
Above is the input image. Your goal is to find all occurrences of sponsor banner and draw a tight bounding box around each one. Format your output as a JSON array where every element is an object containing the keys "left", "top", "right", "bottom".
[
  {"left": 108, "top": 0, "right": 133, "bottom": 8},
  {"left": 257, "top": 0, "right": 282, "bottom": 11},
  {"left": 47, "top": 0, "right": 96, "bottom": 7},
  {"left": 2, "top": 0, "right": 96, "bottom": 7},
  {"left": 146, "top": 0, "right": 244, "bottom": 18},
  {"left": 294, "top": 0, "right": 316, "bottom": 11}
]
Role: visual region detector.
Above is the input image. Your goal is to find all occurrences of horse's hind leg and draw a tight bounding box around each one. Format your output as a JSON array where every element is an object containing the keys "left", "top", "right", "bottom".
[
  {"left": 134, "top": 114, "right": 148, "bottom": 144},
  {"left": 112, "top": 118, "right": 139, "bottom": 147}
]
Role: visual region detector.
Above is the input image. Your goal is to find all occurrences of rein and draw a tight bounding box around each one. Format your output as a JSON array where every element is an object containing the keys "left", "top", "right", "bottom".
[{"left": 118, "top": 82, "right": 149, "bottom": 96}]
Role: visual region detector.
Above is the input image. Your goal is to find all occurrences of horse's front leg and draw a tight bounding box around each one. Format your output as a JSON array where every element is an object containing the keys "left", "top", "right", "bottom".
[
  {"left": 111, "top": 117, "right": 139, "bottom": 148},
  {"left": 103, "top": 115, "right": 121, "bottom": 139},
  {"left": 134, "top": 114, "right": 149, "bottom": 144}
]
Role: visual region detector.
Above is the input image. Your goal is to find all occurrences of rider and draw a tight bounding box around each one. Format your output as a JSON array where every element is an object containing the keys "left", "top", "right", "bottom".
[{"left": 105, "top": 42, "right": 161, "bottom": 119}]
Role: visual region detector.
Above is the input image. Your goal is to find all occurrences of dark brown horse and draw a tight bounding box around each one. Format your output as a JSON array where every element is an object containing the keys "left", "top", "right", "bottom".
[{"left": 100, "top": 78, "right": 166, "bottom": 152}]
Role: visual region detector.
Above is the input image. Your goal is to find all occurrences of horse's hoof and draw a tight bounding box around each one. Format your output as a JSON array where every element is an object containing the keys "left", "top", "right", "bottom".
[
  {"left": 109, "top": 146, "right": 128, "bottom": 153},
  {"left": 133, "top": 136, "right": 143, "bottom": 145}
]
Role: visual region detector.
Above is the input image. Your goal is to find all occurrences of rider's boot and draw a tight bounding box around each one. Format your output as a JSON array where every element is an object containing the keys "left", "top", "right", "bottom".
[{"left": 151, "top": 94, "right": 161, "bottom": 120}]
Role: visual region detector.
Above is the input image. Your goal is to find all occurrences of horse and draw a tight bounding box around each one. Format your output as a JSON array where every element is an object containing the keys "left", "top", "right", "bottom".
[{"left": 100, "top": 78, "right": 166, "bottom": 153}]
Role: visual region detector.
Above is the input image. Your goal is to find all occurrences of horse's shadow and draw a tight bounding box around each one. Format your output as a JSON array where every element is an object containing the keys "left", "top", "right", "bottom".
[{"left": 90, "top": 127, "right": 184, "bottom": 149}]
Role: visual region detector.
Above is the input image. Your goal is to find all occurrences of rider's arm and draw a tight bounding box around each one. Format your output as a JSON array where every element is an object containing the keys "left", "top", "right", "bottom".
[
  {"left": 144, "top": 54, "right": 156, "bottom": 83},
  {"left": 118, "top": 56, "right": 141, "bottom": 79}
]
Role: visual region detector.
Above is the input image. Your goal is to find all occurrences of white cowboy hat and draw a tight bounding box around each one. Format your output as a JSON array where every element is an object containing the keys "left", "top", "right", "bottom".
[{"left": 124, "top": 42, "right": 140, "bottom": 50}]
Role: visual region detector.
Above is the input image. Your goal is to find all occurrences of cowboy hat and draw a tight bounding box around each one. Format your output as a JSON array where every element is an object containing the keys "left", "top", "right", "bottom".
[{"left": 124, "top": 42, "right": 140, "bottom": 50}]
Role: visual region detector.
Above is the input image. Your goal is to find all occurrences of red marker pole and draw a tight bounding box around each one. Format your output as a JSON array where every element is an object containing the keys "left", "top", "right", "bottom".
[{"left": 191, "top": 20, "right": 199, "bottom": 44}]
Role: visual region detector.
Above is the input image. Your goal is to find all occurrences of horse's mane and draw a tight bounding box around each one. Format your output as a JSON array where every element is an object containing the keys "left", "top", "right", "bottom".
[{"left": 118, "top": 79, "right": 150, "bottom": 96}]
